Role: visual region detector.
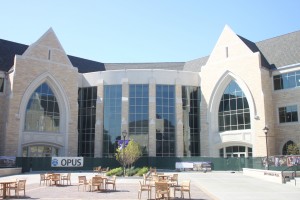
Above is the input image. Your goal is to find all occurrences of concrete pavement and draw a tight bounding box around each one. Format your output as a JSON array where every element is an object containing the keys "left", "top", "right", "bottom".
[{"left": 1, "top": 171, "right": 300, "bottom": 199}]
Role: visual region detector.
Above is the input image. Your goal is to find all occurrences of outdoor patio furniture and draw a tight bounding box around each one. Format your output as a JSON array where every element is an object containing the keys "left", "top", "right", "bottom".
[
  {"left": 101, "top": 167, "right": 110, "bottom": 174},
  {"left": 105, "top": 175, "right": 116, "bottom": 190},
  {"left": 61, "top": 173, "right": 71, "bottom": 185},
  {"left": 143, "top": 173, "right": 151, "bottom": 184},
  {"left": 40, "top": 173, "right": 51, "bottom": 186},
  {"left": 0, "top": 180, "right": 17, "bottom": 199},
  {"left": 138, "top": 180, "right": 151, "bottom": 200},
  {"left": 155, "top": 181, "right": 170, "bottom": 200},
  {"left": 8, "top": 179, "right": 26, "bottom": 198},
  {"left": 174, "top": 180, "right": 191, "bottom": 199},
  {"left": 169, "top": 174, "right": 178, "bottom": 185},
  {"left": 78, "top": 176, "right": 89, "bottom": 191},
  {"left": 89, "top": 177, "right": 104, "bottom": 192},
  {"left": 93, "top": 166, "right": 102, "bottom": 173},
  {"left": 50, "top": 174, "right": 61, "bottom": 186}
]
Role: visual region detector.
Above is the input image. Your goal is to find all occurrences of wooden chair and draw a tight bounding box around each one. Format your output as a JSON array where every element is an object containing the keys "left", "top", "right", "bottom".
[
  {"left": 0, "top": 183, "right": 3, "bottom": 196},
  {"left": 105, "top": 175, "right": 116, "bottom": 190},
  {"left": 174, "top": 180, "right": 191, "bottom": 199},
  {"left": 101, "top": 167, "right": 110, "bottom": 174},
  {"left": 89, "top": 177, "right": 103, "bottom": 191},
  {"left": 9, "top": 179, "right": 26, "bottom": 198},
  {"left": 50, "top": 174, "right": 61, "bottom": 186},
  {"left": 155, "top": 182, "right": 169, "bottom": 200},
  {"left": 61, "top": 173, "right": 71, "bottom": 185},
  {"left": 169, "top": 174, "right": 178, "bottom": 185},
  {"left": 143, "top": 173, "right": 151, "bottom": 184},
  {"left": 138, "top": 181, "right": 151, "bottom": 200},
  {"left": 78, "top": 176, "right": 89, "bottom": 191},
  {"left": 40, "top": 173, "right": 51, "bottom": 186},
  {"left": 93, "top": 166, "right": 102, "bottom": 173}
]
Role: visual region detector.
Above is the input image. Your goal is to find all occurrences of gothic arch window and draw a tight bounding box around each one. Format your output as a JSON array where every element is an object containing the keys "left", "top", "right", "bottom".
[
  {"left": 24, "top": 82, "right": 60, "bottom": 132},
  {"left": 218, "top": 80, "right": 250, "bottom": 131},
  {"left": 282, "top": 140, "right": 298, "bottom": 155}
]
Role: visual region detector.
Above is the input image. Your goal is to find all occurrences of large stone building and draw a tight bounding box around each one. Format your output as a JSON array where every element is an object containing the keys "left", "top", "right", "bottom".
[{"left": 0, "top": 25, "right": 300, "bottom": 158}]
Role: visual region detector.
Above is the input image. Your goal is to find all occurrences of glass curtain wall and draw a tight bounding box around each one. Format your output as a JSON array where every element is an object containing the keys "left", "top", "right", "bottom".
[
  {"left": 182, "top": 86, "right": 201, "bottom": 156},
  {"left": 129, "top": 84, "right": 149, "bottom": 155},
  {"left": 103, "top": 85, "right": 122, "bottom": 157},
  {"left": 78, "top": 87, "right": 97, "bottom": 157},
  {"left": 156, "top": 85, "right": 176, "bottom": 157}
]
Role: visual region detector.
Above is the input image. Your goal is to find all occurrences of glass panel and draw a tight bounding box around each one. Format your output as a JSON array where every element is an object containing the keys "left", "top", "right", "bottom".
[
  {"left": 156, "top": 85, "right": 176, "bottom": 157},
  {"left": 24, "top": 83, "right": 60, "bottom": 132},
  {"left": 279, "top": 105, "right": 298, "bottom": 123},
  {"left": 128, "top": 84, "right": 149, "bottom": 155},
  {"left": 77, "top": 87, "right": 97, "bottom": 157},
  {"left": 0, "top": 77, "right": 4, "bottom": 92},
  {"left": 218, "top": 81, "right": 250, "bottom": 131}
]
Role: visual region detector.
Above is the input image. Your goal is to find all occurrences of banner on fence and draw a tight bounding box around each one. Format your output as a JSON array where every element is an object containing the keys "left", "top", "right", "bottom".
[
  {"left": 0, "top": 156, "right": 16, "bottom": 167},
  {"left": 51, "top": 157, "right": 84, "bottom": 167},
  {"left": 263, "top": 155, "right": 300, "bottom": 167}
]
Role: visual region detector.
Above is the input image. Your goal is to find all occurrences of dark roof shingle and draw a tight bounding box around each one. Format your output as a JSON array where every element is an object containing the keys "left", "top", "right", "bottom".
[{"left": 1, "top": 29, "right": 300, "bottom": 73}]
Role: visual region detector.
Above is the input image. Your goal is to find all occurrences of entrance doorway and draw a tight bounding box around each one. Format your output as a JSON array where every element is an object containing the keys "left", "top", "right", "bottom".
[{"left": 220, "top": 146, "right": 252, "bottom": 158}]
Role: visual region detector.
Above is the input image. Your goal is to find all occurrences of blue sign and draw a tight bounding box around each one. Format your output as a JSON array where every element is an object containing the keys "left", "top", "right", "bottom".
[{"left": 118, "top": 140, "right": 130, "bottom": 149}]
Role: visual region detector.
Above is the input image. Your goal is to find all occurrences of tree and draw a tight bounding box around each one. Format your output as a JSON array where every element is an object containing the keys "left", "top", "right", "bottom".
[
  {"left": 287, "top": 143, "right": 300, "bottom": 155},
  {"left": 115, "top": 139, "right": 142, "bottom": 175}
]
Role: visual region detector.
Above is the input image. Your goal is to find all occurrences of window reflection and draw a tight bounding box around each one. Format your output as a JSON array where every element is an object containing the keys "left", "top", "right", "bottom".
[
  {"left": 78, "top": 87, "right": 97, "bottom": 157},
  {"left": 0, "top": 77, "right": 4, "bottom": 93},
  {"left": 103, "top": 85, "right": 122, "bottom": 157},
  {"left": 182, "top": 86, "right": 201, "bottom": 156},
  {"left": 218, "top": 81, "right": 250, "bottom": 131},
  {"left": 129, "top": 84, "right": 149, "bottom": 155},
  {"left": 24, "top": 83, "right": 60, "bottom": 132},
  {"left": 156, "top": 85, "right": 175, "bottom": 157},
  {"left": 22, "top": 145, "right": 58, "bottom": 157}
]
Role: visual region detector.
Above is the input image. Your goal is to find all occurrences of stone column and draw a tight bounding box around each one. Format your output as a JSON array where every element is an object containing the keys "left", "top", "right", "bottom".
[
  {"left": 175, "top": 79, "right": 183, "bottom": 157},
  {"left": 94, "top": 80, "right": 104, "bottom": 157},
  {"left": 148, "top": 78, "right": 156, "bottom": 157},
  {"left": 121, "top": 78, "right": 129, "bottom": 138}
]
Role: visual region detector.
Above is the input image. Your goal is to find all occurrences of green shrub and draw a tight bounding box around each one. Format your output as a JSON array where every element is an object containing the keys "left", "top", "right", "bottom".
[
  {"left": 126, "top": 167, "right": 140, "bottom": 176},
  {"left": 136, "top": 166, "right": 149, "bottom": 176},
  {"left": 106, "top": 167, "right": 123, "bottom": 176}
]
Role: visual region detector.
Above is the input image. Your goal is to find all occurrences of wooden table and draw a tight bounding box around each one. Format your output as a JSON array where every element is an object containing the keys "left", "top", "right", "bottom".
[
  {"left": 158, "top": 174, "right": 171, "bottom": 181},
  {"left": 50, "top": 174, "right": 61, "bottom": 186},
  {"left": 90, "top": 176, "right": 108, "bottom": 191},
  {"left": 0, "top": 180, "right": 16, "bottom": 199}
]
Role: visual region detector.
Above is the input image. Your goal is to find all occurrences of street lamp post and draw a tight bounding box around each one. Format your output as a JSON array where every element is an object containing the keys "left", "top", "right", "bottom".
[
  {"left": 122, "top": 130, "right": 127, "bottom": 176},
  {"left": 263, "top": 126, "right": 269, "bottom": 170}
]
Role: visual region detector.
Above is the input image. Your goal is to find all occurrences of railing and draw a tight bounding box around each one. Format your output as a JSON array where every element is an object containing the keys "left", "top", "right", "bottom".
[{"left": 281, "top": 165, "right": 300, "bottom": 186}]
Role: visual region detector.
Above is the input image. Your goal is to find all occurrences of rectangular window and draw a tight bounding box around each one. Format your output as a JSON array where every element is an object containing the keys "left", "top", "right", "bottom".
[
  {"left": 0, "top": 77, "right": 4, "bottom": 93},
  {"left": 103, "top": 85, "right": 122, "bottom": 157},
  {"left": 273, "top": 70, "right": 300, "bottom": 90},
  {"left": 279, "top": 105, "right": 298, "bottom": 123},
  {"left": 77, "top": 87, "right": 97, "bottom": 157},
  {"left": 182, "top": 86, "right": 201, "bottom": 157},
  {"left": 156, "top": 85, "right": 176, "bottom": 157},
  {"left": 129, "top": 84, "right": 149, "bottom": 156}
]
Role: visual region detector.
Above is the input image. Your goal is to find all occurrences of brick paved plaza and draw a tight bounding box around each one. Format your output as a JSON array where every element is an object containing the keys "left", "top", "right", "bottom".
[{"left": 0, "top": 171, "right": 212, "bottom": 200}]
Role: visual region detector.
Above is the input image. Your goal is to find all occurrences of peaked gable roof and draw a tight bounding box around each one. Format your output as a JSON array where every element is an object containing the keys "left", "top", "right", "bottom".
[
  {"left": 1, "top": 27, "right": 300, "bottom": 73},
  {"left": 206, "top": 25, "right": 255, "bottom": 66},
  {"left": 184, "top": 28, "right": 300, "bottom": 71},
  {"left": 22, "top": 28, "right": 72, "bottom": 66}
]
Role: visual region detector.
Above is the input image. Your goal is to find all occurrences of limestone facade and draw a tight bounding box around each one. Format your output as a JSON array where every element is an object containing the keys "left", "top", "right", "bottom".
[{"left": 0, "top": 25, "right": 299, "bottom": 158}]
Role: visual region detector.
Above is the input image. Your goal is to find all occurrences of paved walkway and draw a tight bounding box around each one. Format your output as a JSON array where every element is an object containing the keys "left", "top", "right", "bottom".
[{"left": 1, "top": 171, "right": 300, "bottom": 199}]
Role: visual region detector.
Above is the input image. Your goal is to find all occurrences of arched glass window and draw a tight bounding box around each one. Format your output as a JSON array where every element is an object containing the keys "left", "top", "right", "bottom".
[
  {"left": 24, "top": 83, "right": 60, "bottom": 132},
  {"left": 218, "top": 81, "right": 250, "bottom": 131}
]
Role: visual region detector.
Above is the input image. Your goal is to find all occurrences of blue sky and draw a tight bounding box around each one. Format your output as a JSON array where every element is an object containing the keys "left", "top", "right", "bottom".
[{"left": 1, "top": 0, "right": 299, "bottom": 63}]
